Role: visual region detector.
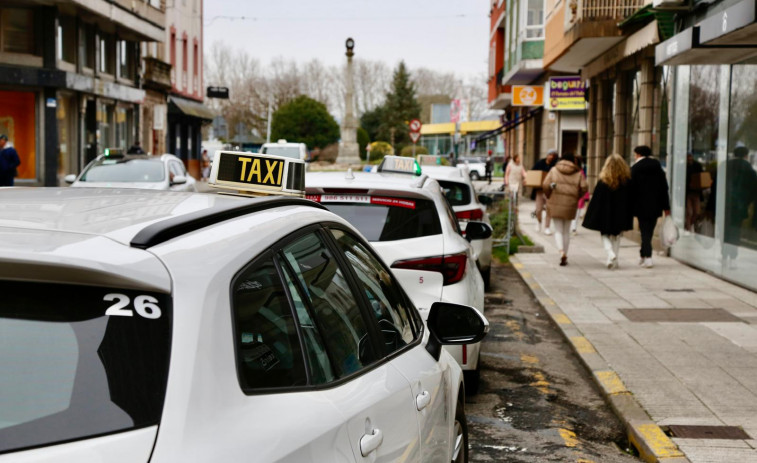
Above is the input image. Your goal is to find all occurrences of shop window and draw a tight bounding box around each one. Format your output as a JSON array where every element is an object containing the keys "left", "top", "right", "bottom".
[
  {"left": 625, "top": 70, "right": 642, "bottom": 162},
  {"left": 725, "top": 65, "right": 757, "bottom": 257},
  {"left": 99, "top": 103, "right": 115, "bottom": 150},
  {"left": 0, "top": 90, "right": 37, "bottom": 180},
  {"left": 686, "top": 65, "right": 720, "bottom": 238},
  {"left": 57, "top": 15, "right": 76, "bottom": 64},
  {"left": 99, "top": 33, "right": 116, "bottom": 75},
  {"left": 1, "top": 8, "right": 35, "bottom": 54}
]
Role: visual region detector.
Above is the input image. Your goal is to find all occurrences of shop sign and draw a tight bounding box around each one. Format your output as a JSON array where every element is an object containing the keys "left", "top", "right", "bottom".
[
  {"left": 546, "top": 77, "right": 587, "bottom": 111},
  {"left": 512, "top": 85, "right": 544, "bottom": 106},
  {"left": 699, "top": 0, "right": 756, "bottom": 44}
]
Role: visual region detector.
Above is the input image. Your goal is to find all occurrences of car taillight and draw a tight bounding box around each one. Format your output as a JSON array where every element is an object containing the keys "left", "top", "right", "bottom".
[
  {"left": 456, "top": 209, "right": 484, "bottom": 221},
  {"left": 462, "top": 344, "right": 468, "bottom": 364},
  {"left": 391, "top": 252, "right": 467, "bottom": 286}
]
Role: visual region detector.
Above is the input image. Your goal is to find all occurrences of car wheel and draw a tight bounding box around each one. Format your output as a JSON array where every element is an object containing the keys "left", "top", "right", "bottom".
[
  {"left": 452, "top": 401, "right": 469, "bottom": 463},
  {"left": 481, "top": 267, "right": 490, "bottom": 291},
  {"left": 469, "top": 171, "right": 480, "bottom": 181},
  {"left": 463, "top": 362, "right": 481, "bottom": 396}
]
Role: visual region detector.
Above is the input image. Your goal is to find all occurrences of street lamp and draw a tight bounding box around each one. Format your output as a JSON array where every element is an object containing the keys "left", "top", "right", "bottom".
[{"left": 345, "top": 37, "right": 355, "bottom": 57}]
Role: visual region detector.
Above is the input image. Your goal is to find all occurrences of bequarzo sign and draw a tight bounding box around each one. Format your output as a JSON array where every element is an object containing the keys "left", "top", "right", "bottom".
[{"left": 546, "top": 76, "right": 587, "bottom": 111}]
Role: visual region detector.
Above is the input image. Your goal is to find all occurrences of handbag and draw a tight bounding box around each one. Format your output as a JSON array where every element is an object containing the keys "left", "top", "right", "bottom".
[{"left": 660, "top": 215, "right": 679, "bottom": 249}]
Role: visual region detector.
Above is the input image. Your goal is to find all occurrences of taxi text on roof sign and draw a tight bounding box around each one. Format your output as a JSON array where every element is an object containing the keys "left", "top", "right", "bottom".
[
  {"left": 208, "top": 151, "right": 306, "bottom": 197},
  {"left": 378, "top": 156, "right": 422, "bottom": 176}
]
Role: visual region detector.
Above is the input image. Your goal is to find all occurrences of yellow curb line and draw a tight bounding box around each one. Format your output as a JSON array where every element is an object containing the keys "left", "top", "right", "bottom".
[
  {"left": 629, "top": 423, "right": 686, "bottom": 461},
  {"left": 570, "top": 336, "right": 597, "bottom": 354},
  {"left": 553, "top": 313, "right": 571, "bottom": 324},
  {"left": 595, "top": 370, "right": 628, "bottom": 395}
]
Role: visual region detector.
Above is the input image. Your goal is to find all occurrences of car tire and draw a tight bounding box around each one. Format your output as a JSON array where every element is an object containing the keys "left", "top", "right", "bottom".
[
  {"left": 481, "top": 267, "right": 490, "bottom": 291},
  {"left": 452, "top": 400, "right": 469, "bottom": 463},
  {"left": 469, "top": 171, "right": 480, "bottom": 181},
  {"left": 463, "top": 362, "right": 481, "bottom": 396}
]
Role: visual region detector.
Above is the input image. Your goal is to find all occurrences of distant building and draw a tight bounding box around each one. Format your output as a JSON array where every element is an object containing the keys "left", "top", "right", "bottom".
[{"left": 0, "top": 0, "right": 165, "bottom": 185}]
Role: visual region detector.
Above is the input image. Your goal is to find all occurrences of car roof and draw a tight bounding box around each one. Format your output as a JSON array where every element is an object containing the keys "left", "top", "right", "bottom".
[
  {"left": 306, "top": 171, "right": 438, "bottom": 199},
  {"left": 421, "top": 165, "right": 467, "bottom": 181},
  {"left": 0, "top": 188, "right": 327, "bottom": 249}
]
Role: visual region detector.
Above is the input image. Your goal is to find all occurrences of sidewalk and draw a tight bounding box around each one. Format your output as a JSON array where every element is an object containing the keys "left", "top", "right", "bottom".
[{"left": 509, "top": 199, "right": 757, "bottom": 463}]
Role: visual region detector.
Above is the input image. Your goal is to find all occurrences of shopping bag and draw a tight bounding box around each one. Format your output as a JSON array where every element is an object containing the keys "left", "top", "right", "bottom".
[{"left": 660, "top": 215, "right": 679, "bottom": 249}]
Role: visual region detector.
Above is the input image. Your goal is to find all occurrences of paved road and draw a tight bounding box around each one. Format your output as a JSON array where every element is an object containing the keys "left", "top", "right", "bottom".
[{"left": 467, "top": 261, "right": 639, "bottom": 462}]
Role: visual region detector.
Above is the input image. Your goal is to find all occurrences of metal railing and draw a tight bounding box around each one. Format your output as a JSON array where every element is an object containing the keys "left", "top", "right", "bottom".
[{"left": 576, "top": 0, "right": 648, "bottom": 21}]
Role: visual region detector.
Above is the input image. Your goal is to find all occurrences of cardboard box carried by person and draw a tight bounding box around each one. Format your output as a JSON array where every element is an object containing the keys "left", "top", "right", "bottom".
[
  {"left": 689, "top": 171, "right": 712, "bottom": 190},
  {"left": 525, "top": 170, "right": 547, "bottom": 188}
]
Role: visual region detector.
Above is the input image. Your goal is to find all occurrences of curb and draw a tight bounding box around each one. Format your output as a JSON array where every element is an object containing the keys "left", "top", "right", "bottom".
[{"left": 510, "top": 256, "right": 690, "bottom": 463}]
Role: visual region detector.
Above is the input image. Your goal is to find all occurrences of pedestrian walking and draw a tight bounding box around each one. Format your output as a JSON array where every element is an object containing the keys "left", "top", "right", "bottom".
[
  {"left": 0, "top": 134, "right": 21, "bottom": 187},
  {"left": 630, "top": 145, "right": 670, "bottom": 268},
  {"left": 582, "top": 154, "right": 633, "bottom": 269},
  {"left": 543, "top": 152, "right": 587, "bottom": 266},
  {"left": 531, "top": 149, "right": 558, "bottom": 235},
  {"left": 485, "top": 151, "right": 493, "bottom": 184},
  {"left": 127, "top": 141, "right": 145, "bottom": 154}
]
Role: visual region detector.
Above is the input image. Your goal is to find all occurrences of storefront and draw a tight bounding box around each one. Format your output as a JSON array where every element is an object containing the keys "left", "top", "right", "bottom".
[{"left": 657, "top": 0, "right": 757, "bottom": 291}]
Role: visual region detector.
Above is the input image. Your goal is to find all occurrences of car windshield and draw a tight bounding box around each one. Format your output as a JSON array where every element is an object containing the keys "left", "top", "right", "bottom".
[
  {"left": 437, "top": 180, "right": 472, "bottom": 206},
  {"left": 80, "top": 158, "right": 166, "bottom": 183},
  {"left": 261, "top": 146, "right": 301, "bottom": 160},
  {"left": 323, "top": 197, "right": 441, "bottom": 241},
  {"left": 0, "top": 280, "right": 171, "bottom": 454}
]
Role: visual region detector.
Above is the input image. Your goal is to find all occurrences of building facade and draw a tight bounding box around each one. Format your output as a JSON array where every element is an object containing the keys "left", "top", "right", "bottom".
[
  {"left": 656, "top": 0, "right": 757, "bottom": 291},
  {"left": 0, "top": 0, "right": 164, "bottom": 186}
]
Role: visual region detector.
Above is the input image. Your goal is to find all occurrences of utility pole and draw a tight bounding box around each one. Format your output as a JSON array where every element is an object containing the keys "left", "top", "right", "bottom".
[{"left": 265, "top": 97, "right": 272, "bottom": 143}]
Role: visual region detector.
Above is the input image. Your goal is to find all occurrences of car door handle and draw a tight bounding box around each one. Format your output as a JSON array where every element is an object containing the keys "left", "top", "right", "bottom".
[
  {"left": 416, "top": 390, "right": 431, "bottom": 411},
  {"left": 360, "top": 428, "right": 384, "bottom": 457}
]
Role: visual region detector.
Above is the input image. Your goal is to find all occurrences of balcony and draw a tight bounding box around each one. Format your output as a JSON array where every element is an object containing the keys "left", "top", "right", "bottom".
[
  {"left": 143, "top": 57, "right": 172, "bottom": 91},
  {"left": 67, "top": 0, "right": 165, "bottom": 41},
  {"left": 544, "top": 0, "right": 650, "bottom": 72}
]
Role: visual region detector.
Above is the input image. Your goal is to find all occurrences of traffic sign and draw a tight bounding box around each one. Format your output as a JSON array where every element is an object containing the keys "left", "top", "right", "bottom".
[
  {"left": 409, "top": 132, "right": 421, "bottom": 143},
  {"left": 409, "top": 119, "right": 422, "bottom": 133},
  {"left": 206, "top": 86, "right": 229, "bottom": 99}
]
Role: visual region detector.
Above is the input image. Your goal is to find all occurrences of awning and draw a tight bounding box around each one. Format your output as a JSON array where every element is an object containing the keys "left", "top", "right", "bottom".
[
  {"left": 656, "top": 0, "right": 757, "bottom": 66},
  {"left": 475, "top": 107, "right": 543, "bottom": 143},
  {"left": 168, "top": 96, "right": 215, "bottom": 121},
  {"left": 583, "top": 21, "right": 660, "bottom": 78}
]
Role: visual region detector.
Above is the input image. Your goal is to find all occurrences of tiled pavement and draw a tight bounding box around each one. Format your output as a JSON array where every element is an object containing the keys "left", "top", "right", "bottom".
[{"left": 507, "top": 198, "right": 757, "bottom": 463}]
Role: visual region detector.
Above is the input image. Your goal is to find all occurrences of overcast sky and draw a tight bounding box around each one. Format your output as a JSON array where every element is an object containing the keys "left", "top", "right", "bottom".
[{"left": 203, "top": 0, "right": 490, "bottom": 78}]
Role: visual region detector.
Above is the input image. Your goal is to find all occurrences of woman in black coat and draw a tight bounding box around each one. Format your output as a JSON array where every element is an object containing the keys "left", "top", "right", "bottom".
[{"left": 582, "top": 154, "right": 633, "bottom": 269}]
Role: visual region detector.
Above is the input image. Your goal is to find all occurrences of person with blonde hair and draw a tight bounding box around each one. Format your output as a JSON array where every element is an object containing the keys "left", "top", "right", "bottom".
[{"left": 582, "top": 154, "right": 634, "bottom": 269}]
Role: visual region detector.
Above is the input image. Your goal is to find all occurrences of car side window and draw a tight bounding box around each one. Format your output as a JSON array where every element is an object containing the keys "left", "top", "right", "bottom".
[
  {"left": 232, "top": 257, "right": 307, "bottom": 390},
  {"left": 330, "top": 229, "right": 416, "bottom": 354},
  {"left": 282, "top": 232, "right": 378, "bottom": 378},
  {"left": 440, "top": 194, "right": 462, "bottom": 235}
]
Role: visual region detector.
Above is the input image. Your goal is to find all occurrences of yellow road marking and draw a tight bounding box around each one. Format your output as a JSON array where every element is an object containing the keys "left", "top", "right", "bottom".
[
  {"left": 530, "top": 371, "right": 550, "bottom": 394},
  {"left": 632, "top": 424, "right": 685, "bottom": 459},
  {"left": 595, "top": 370, "right": 627, "bottom": 395},
  {"left": 571, "top": 336, "right": 597, "bottom": 354},
  {"left": 505, "top": 320, "right": 525, "bottom": 341},
  {"left": 553, "top": 313, "right": 572, "bottom": 324},
  {"left": 520, "top": 354, "right": 539, "bottom": 365},
  {"left": 577, "top": 459, "right": 596, "bottom": 463},
  {"left": 558, "top": 428, "right": 579, "bottom": 448}
]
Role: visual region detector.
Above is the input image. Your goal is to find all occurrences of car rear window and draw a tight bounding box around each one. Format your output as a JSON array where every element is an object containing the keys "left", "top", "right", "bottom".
[
  {"left": 80, "top": 159, "right": 165, "bottom": 183},
  {"left": 314, "top": 196, "right": 441, "bottom": 241},
  {"left": 0, "top": 280, "right": 171, "bottom": 454},
  {"left": 437, "top": 180, "right": 472, "bottom": 207},
  {"left": 261, "top": 146, "right": 301, "bottom": 160}
]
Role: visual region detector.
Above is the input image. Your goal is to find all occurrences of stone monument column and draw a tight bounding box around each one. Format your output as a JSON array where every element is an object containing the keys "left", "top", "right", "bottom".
[{"left": 337, "top": 37, "right": 361, "bottom": 165}]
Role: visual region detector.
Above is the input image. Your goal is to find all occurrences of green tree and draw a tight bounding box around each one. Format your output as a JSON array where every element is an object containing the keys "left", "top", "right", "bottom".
[
  {"left": 357, "top": 127, "right": 371, "bottom": 161},
  {"left": 360, "top": 105, "right": 387, "bottom": 143},
  {"left": 381, "top": 61, "right": 421, "bottom": 152},
  {"left": 271, "top": 95, "right": 340, "bottom": 150}
]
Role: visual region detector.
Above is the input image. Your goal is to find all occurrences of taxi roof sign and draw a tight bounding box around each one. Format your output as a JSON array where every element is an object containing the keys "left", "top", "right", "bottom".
[
  {"left": 377, "top": 156, "right": 422, "bottom": 176},
  {"left": 208, "top": 151, "right": 305, "bottom": 197}
]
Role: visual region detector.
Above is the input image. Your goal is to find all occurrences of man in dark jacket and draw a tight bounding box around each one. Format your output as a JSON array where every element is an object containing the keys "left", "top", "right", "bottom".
[
  {"left": 631, "top": 145, "right": 670, "bottom": 268},
  {"left": 0, "top": 134, "right": 21, "bottom": 186},
  {"left": 531, "top": 149, "right": 558, "bottom": 234}
]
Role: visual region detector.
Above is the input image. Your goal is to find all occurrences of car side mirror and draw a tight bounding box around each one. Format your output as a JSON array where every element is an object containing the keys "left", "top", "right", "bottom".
[
  {"left": 477, "top": 194, "right": 493, "bottom": 206},
  {"left": 465, "top": 222, "right": 492, "bottom": 242},
  {"left": 426, "top": 302, "right": 489, "bottom": 360},
  {"left": 171, "top": 175, "right": 187, "bottom": 185},
  {"left": 64, "top": 174, "right": 77, "bottom": 184}
]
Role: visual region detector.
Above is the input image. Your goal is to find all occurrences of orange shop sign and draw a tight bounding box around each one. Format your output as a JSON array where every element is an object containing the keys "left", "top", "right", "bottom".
[{"left": 512, "top": 85, "right": 544, "bottom": 106}]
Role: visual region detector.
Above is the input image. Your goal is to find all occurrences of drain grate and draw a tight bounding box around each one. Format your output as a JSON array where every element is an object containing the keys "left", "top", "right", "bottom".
[
  {"left": 664, "top": 289, "right": 695, "bottom": 293},
  {"left": 666, "top": 425, "right": 750, "bottom": 440},
  {"left": 620, "top": 308, "right": 744, "bottom": 323}
]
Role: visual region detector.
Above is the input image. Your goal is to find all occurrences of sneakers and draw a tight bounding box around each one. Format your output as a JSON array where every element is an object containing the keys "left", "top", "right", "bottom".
[
  {"left": 544, "top": 228, "right": 553, "bottom": 236},
  {"left": 559, "top": 253, "right": 568, "bottom": 266},
  {"left": 534, "top": 221, "right": 542, "bottom": 233},
  {"left": 642, "top": 258, "right": 654, "bottom": 268},
  {"left": 606, "top": 255, "right": 617, "bottom": 269},
  {"left": 638, "top": 257, "right": 645, "bottom": 266}
]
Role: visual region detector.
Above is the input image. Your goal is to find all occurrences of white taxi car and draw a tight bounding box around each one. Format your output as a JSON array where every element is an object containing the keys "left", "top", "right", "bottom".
[
  {"left": 0, "top": 152, "right": 487, "bottom": 462},
  {"left": 64, "top": 152, "right": 197, "bottom": 192},
  {"left": 260, "top": 139, "right": 309, "bottom": 162},
  {"left": 422, "top": 165, "right": 494, "bottom": 289},
  {"left": 305, "top": 157, "right": 492, "bottom": 393}
]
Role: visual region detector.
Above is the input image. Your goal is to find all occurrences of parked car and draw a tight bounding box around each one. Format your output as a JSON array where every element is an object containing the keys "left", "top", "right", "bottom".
[
  {"left": 0, "top": 151, "right": 488, "bottom": 462},
  {"left": 457, "top": 156, "right": 487, "bottom": 180},
  {"left": 260, "top": 139, "right": 309, "bottom": 162},
  {"left": 64, "top": 153, "right": 197, "bottom": 192}
]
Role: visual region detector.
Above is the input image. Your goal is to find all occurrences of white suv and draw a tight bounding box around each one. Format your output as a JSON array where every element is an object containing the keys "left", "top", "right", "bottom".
[{"left": 260, "top": 139, "right": 308, "bottom": 161}]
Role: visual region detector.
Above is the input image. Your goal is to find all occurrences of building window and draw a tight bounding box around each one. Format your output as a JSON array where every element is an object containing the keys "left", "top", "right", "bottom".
[
  {"left": 0, "top": 8, "right": 36, "bottom": 54},
  {"left": 118, "top": 40, "right": 134, "bottom": 80},
  {"left": 524, "top": 0, "right": 544, "bottom": 40},
  {"left": 57, "top": 15, "right": 76, "bottom": 64},
  {"left": 100, "top": 33, "right": 116, "bottom": 75},
  {"left": 81, "top": 23, "right": 95, "bottom": 69},
  {"left": 170, "top": 30, "right": 176, "bottom": 84},
  {"left": 182, "top": 37, "right": 188, "bottom": 91}
]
